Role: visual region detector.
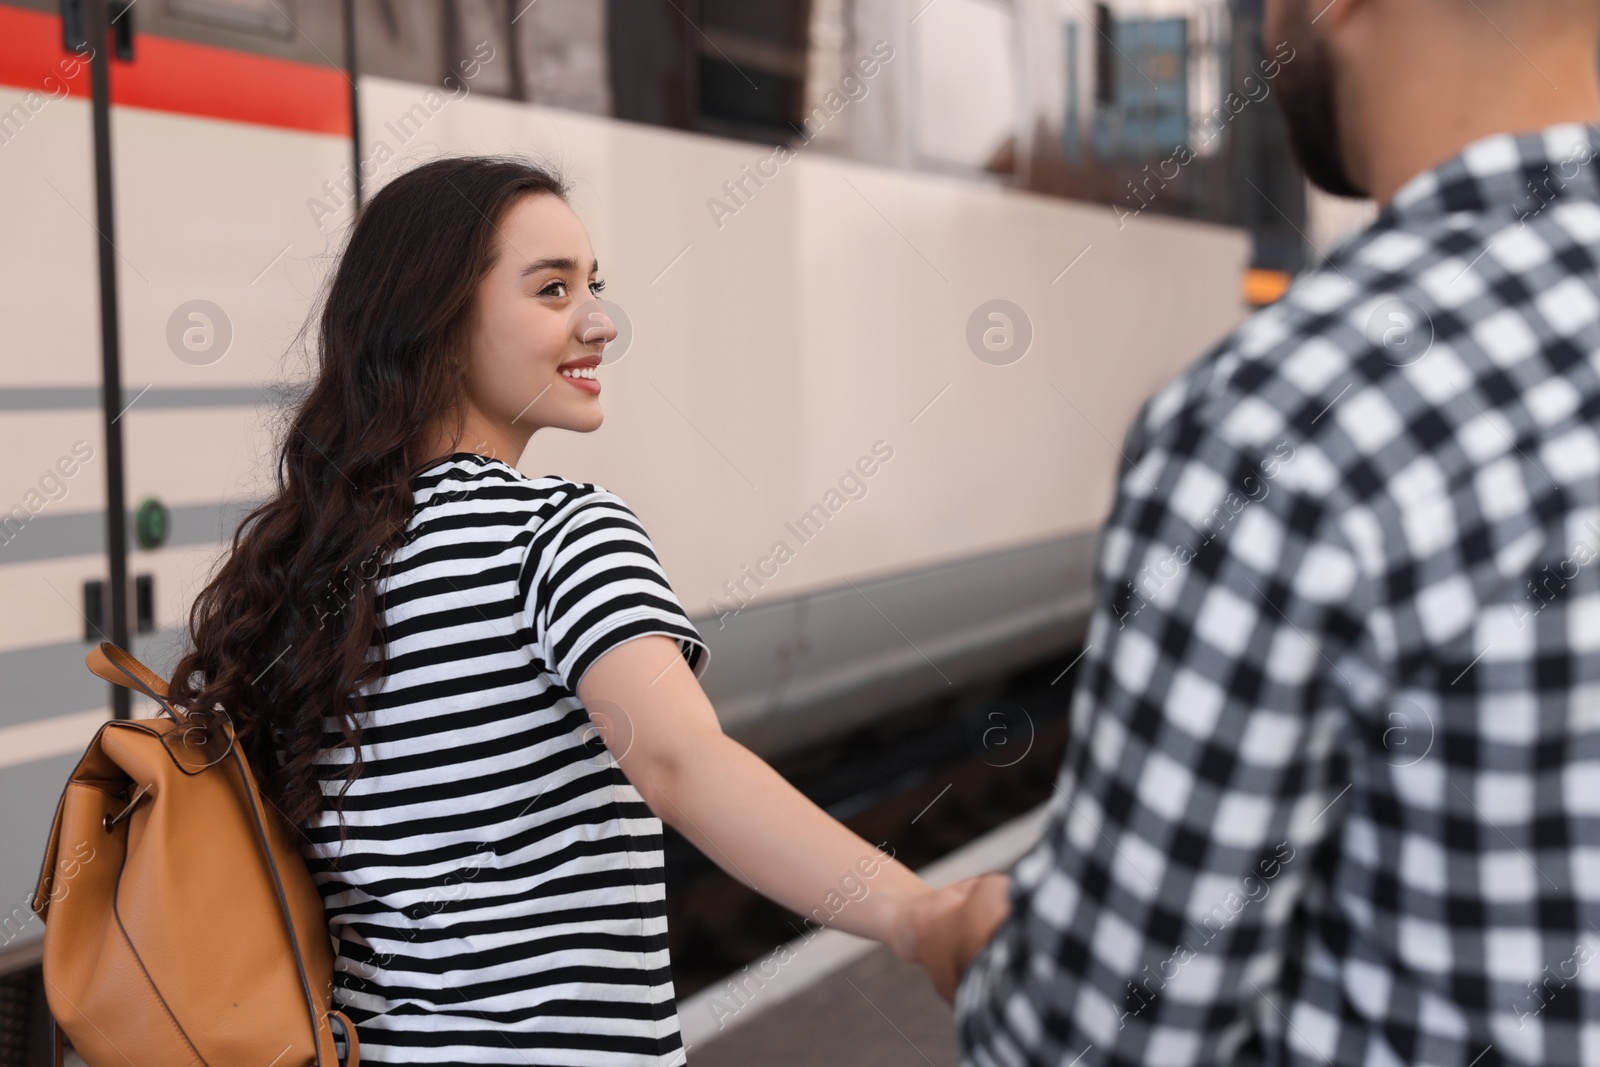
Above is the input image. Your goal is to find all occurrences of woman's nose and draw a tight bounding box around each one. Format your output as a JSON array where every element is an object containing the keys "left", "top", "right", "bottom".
[{"left": 574, "top": 299, "right": 618, "bottom": 346}]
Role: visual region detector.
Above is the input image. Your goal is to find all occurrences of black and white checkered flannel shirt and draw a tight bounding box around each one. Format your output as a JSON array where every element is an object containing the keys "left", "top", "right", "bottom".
[{"left": 955, "top": 122, "right": 1600, "bottom": 1066}]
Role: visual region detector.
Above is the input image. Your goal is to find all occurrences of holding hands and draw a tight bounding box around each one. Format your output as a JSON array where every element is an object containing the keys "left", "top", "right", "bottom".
[
  {"left": 890, "top": 872, "right": 1013, "bottom": 1003},
  {"left": 575, "top": 639, "right": 1016, "bottom": 1010}
]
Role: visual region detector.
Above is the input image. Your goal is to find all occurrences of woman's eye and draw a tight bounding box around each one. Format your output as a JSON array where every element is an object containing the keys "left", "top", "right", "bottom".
[
  {"left": 590, "top": 279, "right": 607, "bottom": 295},
  {"left": 539, "top": 281, "right": 566, "bottom": 297}
]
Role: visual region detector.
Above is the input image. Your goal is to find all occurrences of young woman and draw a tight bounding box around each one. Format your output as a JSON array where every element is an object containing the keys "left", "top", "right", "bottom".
[{"left": 165, "top": 155, "right": 1004, "bottom": 1065}]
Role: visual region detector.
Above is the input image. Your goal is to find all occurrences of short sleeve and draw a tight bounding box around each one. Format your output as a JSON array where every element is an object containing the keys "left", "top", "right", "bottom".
[{"left": 518, "top": 488, "right": 710, "bottom": 693}]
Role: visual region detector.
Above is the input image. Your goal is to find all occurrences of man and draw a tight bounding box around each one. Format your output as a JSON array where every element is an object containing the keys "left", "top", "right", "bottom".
[{"left": 914, "top": 0, "right": 1600, "bottom": 1063}]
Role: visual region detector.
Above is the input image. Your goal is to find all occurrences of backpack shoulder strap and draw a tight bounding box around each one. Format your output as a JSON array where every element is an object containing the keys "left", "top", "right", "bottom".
[{"left": 86, "top": 642, "right": 180, "bottom": 720}]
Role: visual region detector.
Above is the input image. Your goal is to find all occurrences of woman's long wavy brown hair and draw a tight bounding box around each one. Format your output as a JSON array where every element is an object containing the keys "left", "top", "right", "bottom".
[{"left": 165, "top": 155, "right": 570, "bottom": 852}]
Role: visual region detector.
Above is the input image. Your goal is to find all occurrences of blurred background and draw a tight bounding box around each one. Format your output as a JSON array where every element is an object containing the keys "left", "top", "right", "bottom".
[{"left": 0, "top": 0, "right": 1375, "bottom": 1062}]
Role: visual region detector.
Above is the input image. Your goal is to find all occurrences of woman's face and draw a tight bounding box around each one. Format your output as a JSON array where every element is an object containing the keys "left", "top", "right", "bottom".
[{"left": 461, "top": 192, "right": 615, "bottom": 453}]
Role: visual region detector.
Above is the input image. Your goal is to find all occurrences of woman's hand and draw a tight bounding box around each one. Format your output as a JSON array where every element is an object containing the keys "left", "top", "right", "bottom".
[
  {"left": 900, "top": 872, "right": 1013, "bottom": 1003},
  {"left": 886, "top": 876, "right": 981, "bottom": 963}
]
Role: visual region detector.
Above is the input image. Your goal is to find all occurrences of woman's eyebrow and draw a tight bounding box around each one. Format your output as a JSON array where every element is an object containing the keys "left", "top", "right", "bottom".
[{"left": 519, "top": 256, "right": 600, "bottom": 277}]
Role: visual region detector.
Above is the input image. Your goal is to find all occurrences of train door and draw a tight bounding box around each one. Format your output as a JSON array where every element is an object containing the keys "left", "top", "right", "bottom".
[
  {"left": 0, "top": 4, "right": 109, "bottom": 971},
  {"left": 0, "top": 0, "right": 353, "bottom": 974}
]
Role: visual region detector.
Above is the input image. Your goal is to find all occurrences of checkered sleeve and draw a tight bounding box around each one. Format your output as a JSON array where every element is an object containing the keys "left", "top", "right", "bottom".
[{"left": 954, "top": 387, "right": 1379, "bottom": 1065}]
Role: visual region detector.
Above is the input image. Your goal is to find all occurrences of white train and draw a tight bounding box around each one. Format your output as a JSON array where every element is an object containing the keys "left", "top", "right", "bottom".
[{"left": 0, "top": 0, "right": 1329, "bottom": 994}]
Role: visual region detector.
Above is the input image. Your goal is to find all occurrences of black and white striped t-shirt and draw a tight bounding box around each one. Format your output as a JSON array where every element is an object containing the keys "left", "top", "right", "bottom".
[{"left": 300, "top": 452, "right": 710, "bottom": 1066}]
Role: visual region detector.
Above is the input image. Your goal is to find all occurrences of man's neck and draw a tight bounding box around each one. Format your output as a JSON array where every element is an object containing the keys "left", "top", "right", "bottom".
[{"left": 1355, "top": 46, "right": 1600, "bottom": 206}]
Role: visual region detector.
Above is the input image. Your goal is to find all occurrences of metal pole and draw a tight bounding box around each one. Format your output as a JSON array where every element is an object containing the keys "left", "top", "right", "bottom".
[
  {"left": 342, "top": 0, "right": 362, "bottom": 209},
  {"left": 88, "top": 0, "right": 131, "bottom": 721}
]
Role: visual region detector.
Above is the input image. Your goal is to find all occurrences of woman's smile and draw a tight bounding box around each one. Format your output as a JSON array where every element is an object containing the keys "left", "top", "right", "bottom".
[
  {"left": 558, "top": 352, "right": 603, "bottom": 395},
  {"left": 560, "top": 366, "right": 601, "bottom": 394}
]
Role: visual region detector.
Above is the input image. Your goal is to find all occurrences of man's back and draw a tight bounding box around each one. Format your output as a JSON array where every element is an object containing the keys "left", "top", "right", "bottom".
[{"left": 955, "top": 122, "right": 1600, "bottom": 1065}]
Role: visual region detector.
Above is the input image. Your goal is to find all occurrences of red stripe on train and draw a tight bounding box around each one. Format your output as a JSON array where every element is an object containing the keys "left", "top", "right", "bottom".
[{"left": 0, "top": 5, "right": 350, "bottom": 136}]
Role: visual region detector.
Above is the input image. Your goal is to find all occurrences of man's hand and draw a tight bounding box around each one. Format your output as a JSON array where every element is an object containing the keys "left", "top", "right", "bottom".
[{"left": 905, "top": 872, "right": 1013, "bottom": 1003}]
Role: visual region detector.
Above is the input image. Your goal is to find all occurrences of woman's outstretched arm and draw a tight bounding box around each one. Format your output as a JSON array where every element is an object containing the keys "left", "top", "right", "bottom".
[{"left": 576, "top": 633, "right": 986, "bottom": 962}]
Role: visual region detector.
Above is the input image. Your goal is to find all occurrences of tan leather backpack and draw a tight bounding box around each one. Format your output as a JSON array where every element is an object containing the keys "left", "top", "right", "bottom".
[{"left": 29, "top": 642, "right": 360, "bottom": 1066}]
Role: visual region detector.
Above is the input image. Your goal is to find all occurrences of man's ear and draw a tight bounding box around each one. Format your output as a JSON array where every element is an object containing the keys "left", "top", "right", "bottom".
[{"left": 1314, "top": 0, "right": 1370, "bottom": 33}]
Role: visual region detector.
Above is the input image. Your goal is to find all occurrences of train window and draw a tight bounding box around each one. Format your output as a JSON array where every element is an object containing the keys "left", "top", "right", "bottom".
[
  {"left": 54, "top": 0, "right": 345, "bottom": 67},
  {"left": 697, "top": 57, "right": 798, "bottom": 131},
  {"left": 606, "top": 0, "right": 813, "bottom": 143},
  {"left": 164, "top": 0, "right": 293, "bottom": 39},
  {"left": 911, "top": 0, "right": 1019, "bottom": 175},
  {"left": 606, "top": 0, "right": 694, "bottom": 130},
  {"left": 354, "top": 0, "right": 515, "bottom": 100},
  {"left": 352, "top": 2, "right": 449, "bottom": 94},
  {"left": 1093, "top": 2, "right": 1114, "bottom": 107},
  {"left": 445, "top": 0, "right": 515, "bottom": 98},
  {"left": 514, "top": 0, "right": 609, "bottom": 113},
  {"left": 694, "top": 0, "right": 810, "bottom": 140},
  {"left": 1030, "top": 0, "right": 1307, "bottom": 258},
  {"left": 1088, "top": 14, "right": 1189, "bottom": 164}
]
